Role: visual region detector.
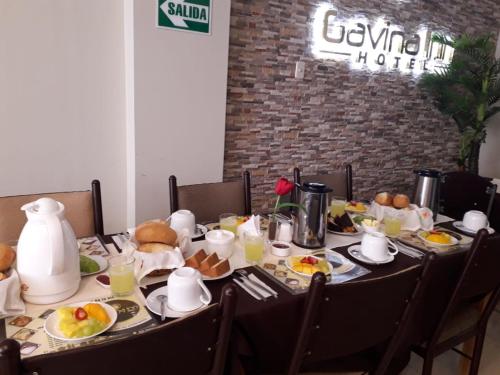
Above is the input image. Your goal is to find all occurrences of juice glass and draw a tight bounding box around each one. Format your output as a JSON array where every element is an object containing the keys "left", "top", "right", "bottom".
[
  {"left": 243, "top": 232, "right": 265, "bottom": 265},
  {"left": 219, "top": 213, "right": 238, "bottom": 234},
  {"left": 384, "top": 214, "right": 402, "bottom": 237},
  {"left": 330, "top": 199, "right": 346, "bottom": 218},
  {"left": 109, "top": 255, "right": 135, "bottom": 297}
]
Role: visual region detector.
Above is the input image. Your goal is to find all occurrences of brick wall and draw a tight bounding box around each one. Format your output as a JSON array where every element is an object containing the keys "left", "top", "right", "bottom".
[{"left": 224, "top": 0, "right": 500, "bottom": 210}]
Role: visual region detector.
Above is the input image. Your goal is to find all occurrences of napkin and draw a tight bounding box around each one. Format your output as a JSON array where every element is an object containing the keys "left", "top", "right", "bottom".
[
  {"left": 132, "top": 247, "right": 185, "bottom": 284},
  {"left": 367, "top": 202, "right": 434, "bottom": 231},
  {"left": 0, "top": 269, "right": 25, "bottom": 319},
  {"left": 237, "top": 215, "right": 261, "bottom": 242}
]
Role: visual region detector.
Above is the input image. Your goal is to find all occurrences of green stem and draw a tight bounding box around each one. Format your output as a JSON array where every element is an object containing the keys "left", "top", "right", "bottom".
[{"left": 273, "top": 195, "right": 281, "bottom": 219}]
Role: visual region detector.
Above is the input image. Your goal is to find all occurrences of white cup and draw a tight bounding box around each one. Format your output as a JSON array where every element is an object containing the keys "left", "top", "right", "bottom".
[
  {"left": 360, "top": 232, "right": 398, "bottom": 262},
  {"left": 462, "top": 210, "right": 488, "bottom": 231},
  {"left": 170, "top": 210, "right": 196, "bottom": 236},
  {"left": 167, "top": 267, "right": 211, "bottom": 312},
  {"left": 205, "top": 229, "right": 235, "bottom": 258}
]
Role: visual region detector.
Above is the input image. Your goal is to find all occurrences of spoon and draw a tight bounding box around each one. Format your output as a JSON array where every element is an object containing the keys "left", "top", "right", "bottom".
[{"left": 157, "top": 294, "right": 168, "bottom": 321}]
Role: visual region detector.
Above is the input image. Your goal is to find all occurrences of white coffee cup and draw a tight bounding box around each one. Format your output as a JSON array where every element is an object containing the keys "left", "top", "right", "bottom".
[
  {"left": 167, "top": 267, "right": 211, "bottom": 312},
  {"left": 170, "top": 210, "right": 196, "bottom": 236},
  {"left": 360, "top": 232, "right": 398, "bottom": 262},
  {"left": 462, "top": 210, "right": 488, "bottom": 231}
]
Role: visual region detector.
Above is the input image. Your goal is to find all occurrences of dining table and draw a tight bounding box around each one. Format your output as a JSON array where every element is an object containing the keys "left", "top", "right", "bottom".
[{"left": 0, "top": 212, "right": 477, "bottom": 374}]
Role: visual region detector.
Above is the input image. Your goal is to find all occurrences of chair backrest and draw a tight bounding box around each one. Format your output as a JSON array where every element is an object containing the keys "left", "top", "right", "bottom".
[
  {"left": 0, "top": 284, "right": 237, "bottom": 375},
  {"left": 426, "top": 230, "right": 500, "bottom": 349},
  {"left": 0, "top": 180, "right": 104, "bottom": 242},
  {"left": 293, "top": 165, "right": 353, "bottom": 202},
  {"left": 169, "top": 172, "right": 252, "bottom": 223},
  {"left": 287, "top": 253, "right": 434, "bottom": 375},
  {"left": 440, "top": 171, "right": 497, "bottom": 219}
]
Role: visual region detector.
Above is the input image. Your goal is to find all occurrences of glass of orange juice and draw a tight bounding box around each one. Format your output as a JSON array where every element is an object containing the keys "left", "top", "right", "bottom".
[
  {"left": 330, "top": 199, "right": 346, "bottom": 218},
  {"left": 109, "top": 255, "right": 135, "bottom": 297},
  {"left": 384, "top": 214, "right": 402, "bottom": 237},
  {"left": 243, "top": 232, "right": 265, "bottom": 265},
  {"left": 219, "top": 213, "right": 238, "bottom": 234}
]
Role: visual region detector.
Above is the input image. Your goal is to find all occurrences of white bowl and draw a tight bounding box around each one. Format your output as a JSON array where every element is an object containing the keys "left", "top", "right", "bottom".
[{"left": 205, "top": 229, "right": 235, "bottom": 258}]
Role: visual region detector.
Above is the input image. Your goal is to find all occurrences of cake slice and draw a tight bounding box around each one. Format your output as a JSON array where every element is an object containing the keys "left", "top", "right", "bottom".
[
  {"left": 198, "top": 252, "right": 219, "bottom": 273},
  {"left": 204, "top": 258, "right": 230, "bottom": 278},
  {"left": 184, "top": 249, "right": 207, "bottom": 268}
]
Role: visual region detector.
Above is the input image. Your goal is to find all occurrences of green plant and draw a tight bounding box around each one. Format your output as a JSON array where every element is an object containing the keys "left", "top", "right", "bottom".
[{"left": 419, "top": 33, "right": 500, "bottom": 174}]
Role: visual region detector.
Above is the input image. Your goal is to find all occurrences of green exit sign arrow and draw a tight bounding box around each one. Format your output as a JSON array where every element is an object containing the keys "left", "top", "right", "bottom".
[{"left": 157, "top": 0, "right": 212, "bottom": 35}]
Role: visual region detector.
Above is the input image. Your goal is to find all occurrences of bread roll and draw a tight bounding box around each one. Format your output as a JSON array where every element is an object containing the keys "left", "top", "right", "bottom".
[
  {"left": 375, "top": 192, "right": 393, "bottom": 206},
  {"left": 0, "top": 244, "right": 15, "bottom": 272},
  {"left": 393, "top": 194, "right": 410, "bottom": 209},
  {"left": 138, "top": 243, "right": 174, "bottom": 253},
  {"left": 135, "top": 221, "right": 177, "bottom": 245}
]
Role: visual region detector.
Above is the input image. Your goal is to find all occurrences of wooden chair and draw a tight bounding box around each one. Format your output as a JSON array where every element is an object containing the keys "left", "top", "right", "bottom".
[
  {"left": 0, "top": 180, "right": 104, "bottom": 242},
  {"left": 169, "top": 171, "right": 252, "bottom": 223},
  {"left": 287, "top": 253, "right": 435, "bottom": 375},
  {"left": 0, "top": 284, "right": 238, "bottom": 375},
  {"left": 293, "top": 165, "right": 353, "bottom": 203},
  {"left": 440, "top": 171, "right": 497, "bottom": 220},
  {"left": 412, "top": 229, "right": 500, "bottom": 375}
]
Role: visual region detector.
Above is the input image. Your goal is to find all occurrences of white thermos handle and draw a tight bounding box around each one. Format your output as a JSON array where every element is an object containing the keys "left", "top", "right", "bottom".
[{"left": 45, "top": 215, "right": 65, "bottom": 275}]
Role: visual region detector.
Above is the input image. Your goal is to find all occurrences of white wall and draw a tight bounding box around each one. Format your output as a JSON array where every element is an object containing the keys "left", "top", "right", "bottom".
[
  {"left": 133, "top": 0, "right": 231, "bottom": 224},
  {"left": 0, "top": 0, "right": 127, "bottom": 233},
  {"left": 479, "top": 32, "right": 500, "bottom": 179}
]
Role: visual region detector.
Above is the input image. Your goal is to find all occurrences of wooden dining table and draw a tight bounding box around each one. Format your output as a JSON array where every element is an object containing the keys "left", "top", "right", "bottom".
[{"left": 0, "top": 213, "right": 476, "bottom": 374}]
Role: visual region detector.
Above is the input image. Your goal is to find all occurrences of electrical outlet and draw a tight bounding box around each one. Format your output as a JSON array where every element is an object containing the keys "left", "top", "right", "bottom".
[{"left": 295, "top": 61, "right": 305, "bottom": 79}]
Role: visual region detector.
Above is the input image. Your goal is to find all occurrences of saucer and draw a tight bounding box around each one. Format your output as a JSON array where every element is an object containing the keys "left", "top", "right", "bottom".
[
  {"left": 146, "top": 286, "right": 211, "bottom": 318},
  {"left": 452, "top": 221, "right": 495, "bottom": 235},
  {"left": 191, "top": 224, "right": 208, "bottom": 239},
  {"left": 347, "top": 245, "right": 395, "bottom": 265}
]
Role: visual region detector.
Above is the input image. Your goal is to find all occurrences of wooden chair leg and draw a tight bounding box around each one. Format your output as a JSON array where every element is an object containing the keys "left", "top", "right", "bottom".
[
  {"left": 469, "top": 332, "right": 487, "bottom": 375},
  {"left": 422, "top": 354, "right": 434, "bottom": 375}
]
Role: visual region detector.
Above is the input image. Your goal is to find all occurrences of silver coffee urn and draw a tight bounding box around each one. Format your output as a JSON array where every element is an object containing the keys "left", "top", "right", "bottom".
[
  {"left": 413, "top": 169, "right": 442, "bottom": 219},
  {"left": 292, "top": 182, "right": 332, "bottom": 249}
]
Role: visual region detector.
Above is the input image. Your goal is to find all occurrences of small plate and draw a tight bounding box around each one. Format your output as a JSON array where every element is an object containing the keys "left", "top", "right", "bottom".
[
  {"left": 345, "top": 203, "right": 369, "bottom": 213},
  {"left": 44, "top": 301, "right": 117, "bottom": 342},
  {"left": 347, "top": 245, "right": 395, "bottom": 265},
  {"left": 80, "top": 255, "right": 108, "bottom": 276},
  {"left": 452, "top": 221, "right": 495, "bottom": 235},
  {"left": 327, "top": 214, "right": 363, "bottom": 236},
  {"left": 417, "top": 230, "right": 459, "bottom": 247},
  {"left": 146, "top": 286, "right": 212, "bottom": 318},
  {"left": 192, "top": 224, "right": 208, "bottom": 239},
  {"left": 326, "top": 253, "right": 355, "bottom": 274},
  {"left": 285, "top": 255, "right": 333, "bottom": 277},
  {"left": 202, "top": 264, "right": 235, "bottom": 281}
]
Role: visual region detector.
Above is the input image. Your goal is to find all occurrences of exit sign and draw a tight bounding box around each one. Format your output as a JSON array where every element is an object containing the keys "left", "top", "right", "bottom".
[{"left": 157, "top": 0, "right": 212, "bottom": 35}]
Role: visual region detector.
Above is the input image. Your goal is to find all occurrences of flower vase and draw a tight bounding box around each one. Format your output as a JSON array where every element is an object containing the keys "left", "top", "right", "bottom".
[{"left": 268, "top": 218, "right": 278, "bottom": 241}]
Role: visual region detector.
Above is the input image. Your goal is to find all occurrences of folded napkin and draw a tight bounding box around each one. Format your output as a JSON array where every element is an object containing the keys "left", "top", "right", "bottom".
[
  {"left": 132, "top": 247, "right": 185, "bottom": 284},
  {"left": 0, "top": 269, "right": 26, "bottom": 319},
  {"left": 237, "top": 215, "right": 261, "bottom": 242},
  {"left": 367, "top": 202, "right": 434, "bottom": 231}
]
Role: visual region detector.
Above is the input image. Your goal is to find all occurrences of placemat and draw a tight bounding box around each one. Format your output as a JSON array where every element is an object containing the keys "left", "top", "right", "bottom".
[
  {"left": 258, "top": 250, "right": 370, "bottom": 295},
  {"left": 397, "top": 228, "right": 473, "bottom": 253}
]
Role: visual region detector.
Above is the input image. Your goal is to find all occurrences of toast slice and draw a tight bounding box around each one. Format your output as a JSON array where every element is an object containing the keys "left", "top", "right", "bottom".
[
  {"left": 204, "top": 258, "right": 230, "bottom": 278},
  {"left": 184, "top": 249, "right": 207, "bottom": 268},
  {"left": 198, "top": 252, "right": 219, "bottom": 273}
]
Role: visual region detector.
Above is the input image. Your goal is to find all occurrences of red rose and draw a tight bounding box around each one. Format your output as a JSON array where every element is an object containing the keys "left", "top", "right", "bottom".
[{"left": 274, "top": 177, "right": 294, "bottom": 196}]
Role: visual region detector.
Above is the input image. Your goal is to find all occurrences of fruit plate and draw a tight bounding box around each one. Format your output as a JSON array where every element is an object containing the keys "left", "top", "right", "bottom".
[
  {"left": 44, "top": 301, "right": 117, "bottom": 342},
  {"left": 417, "top": 230, "right": 459, "bottom": 247},
  {"left": 285, "top": 255, "right": 333, "bottom": 278},
  {"left": 80, "top": 255, "right": 108, "bottom": 276},
  {"left": 345, "top": 202, "right": 369, "bottom": 213}
]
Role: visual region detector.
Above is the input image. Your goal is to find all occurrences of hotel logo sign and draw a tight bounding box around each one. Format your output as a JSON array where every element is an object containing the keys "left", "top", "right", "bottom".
[
  {"left": 312, "top": 5, "right": 454, "bottom": 74},
  {"left": 158, "top": 0, "right": 211, "bottom": 35}
]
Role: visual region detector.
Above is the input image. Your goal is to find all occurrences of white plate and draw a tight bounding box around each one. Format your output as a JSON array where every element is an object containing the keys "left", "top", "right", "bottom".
[
  {"left": 202, "top": 264, "right": 234, "bottom": 281},
  {"left": 191, "top": 224, "right": 208, "bottom": 239},
  {"left": 146, "top": 286, "right": 212, "bottom": 318},
  {"left": 80, "top": 255, "right": 108, "bottom": 276},
  {"left": 285, "top": 255, "right": 334, "bottom": 277},
  {"left": 452, "top": 221, "right": 495, "bottom": 235},
  {"left": 417, "top": 230, "right": 459, "bottom": 247},
  {"left": 347, "top": 245, "right": 395, "bottom": 265},
  {"left": 44, "top": 301, "right": 117, "bottom": 342},
  {"left": 327, "top": 215, "right": 364, "bottom": 236}
]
